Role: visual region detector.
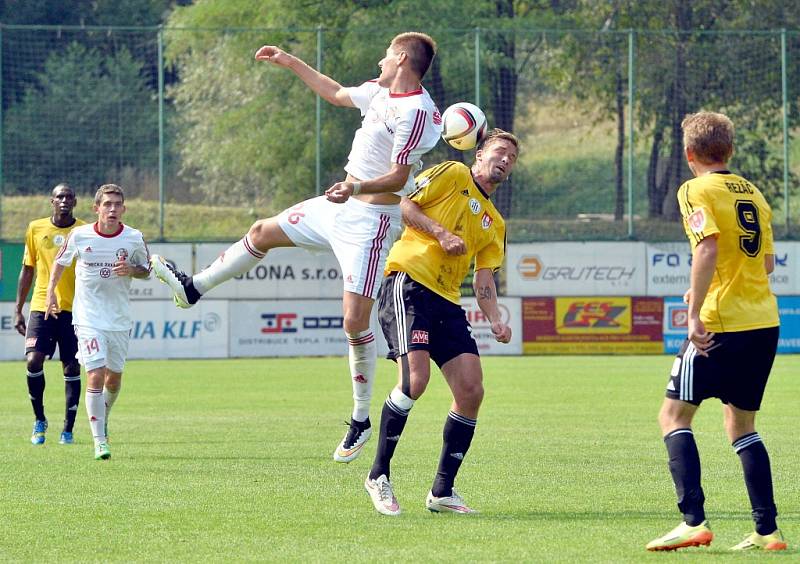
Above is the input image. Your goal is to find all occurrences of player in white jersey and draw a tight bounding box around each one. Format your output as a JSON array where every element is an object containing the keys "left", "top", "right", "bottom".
[
  {"left": 46, "top": 184, "right": 150, "bottom": 460},
  {"left": 151, "top": 32, "right": 442, "bottom": 463}
]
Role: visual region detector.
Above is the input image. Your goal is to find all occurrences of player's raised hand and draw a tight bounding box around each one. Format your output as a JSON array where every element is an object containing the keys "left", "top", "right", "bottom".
[
  {"left": 325, "top": 181, "right": 354, "bottom": 204},
  {"left": 254, "top": 45, "right": 291, "bottom": 66},
  {"left": 437, "top": 232, "right": 467, "bottom": 256},
  {"left": 491, "top": 321, "right": 512, "bottom": 344}
]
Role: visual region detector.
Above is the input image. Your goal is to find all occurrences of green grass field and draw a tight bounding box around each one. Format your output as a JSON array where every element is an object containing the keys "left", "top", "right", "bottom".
[{"left": 1, "top": 356, "right": 798, "bottom": 562}]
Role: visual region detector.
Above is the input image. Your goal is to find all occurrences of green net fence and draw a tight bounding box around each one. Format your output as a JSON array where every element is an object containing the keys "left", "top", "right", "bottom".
[{"left": 1, "top": 26, "right": 799, "bottom": 242}]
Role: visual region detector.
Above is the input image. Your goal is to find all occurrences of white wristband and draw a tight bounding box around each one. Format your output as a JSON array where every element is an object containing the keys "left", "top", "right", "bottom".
[{"left": 352, "top": 181, "right": 362, "bottom": 195}]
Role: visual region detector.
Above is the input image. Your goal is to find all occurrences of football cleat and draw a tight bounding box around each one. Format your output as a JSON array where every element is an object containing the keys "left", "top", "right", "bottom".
[
  {"left": 31, "top": 419, "right": 48, "bottom": 445},
  {"left": 59, "top": 431, "right": 74, "bottom": 445},
  {"left": 364, "top": 474, "right": 401, "bottom": 516},
  {"left": 333, "top": 418, "right": 372, "bottom": 463},
  {"left": 730, "top": 529, "right": 787, "bottom": 551},
  {"left": 94, "top": 442, "right": 111, "bottom": 460},
  {"left": 426, "top": 489, "right": 478, "bottom": 514},
  {"left": 646, "top": 520, "right": 713, "bottom": 551},
  {"left": 150, "top": 254, "right": 200, "bottom": 309}
]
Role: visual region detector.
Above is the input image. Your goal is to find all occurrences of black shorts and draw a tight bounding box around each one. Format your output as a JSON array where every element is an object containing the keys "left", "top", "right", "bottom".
[
  {"left": 665, "top": 326, "right": 779, "bottom": 411},
  {"left": 25, "top": 310, "right": 78, "bottom": 363},
  {"left": 378, "top": 271, "right": 478, "bottom": 368}
]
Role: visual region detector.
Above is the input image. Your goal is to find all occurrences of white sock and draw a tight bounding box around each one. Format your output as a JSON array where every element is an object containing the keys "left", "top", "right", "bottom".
[
  {"left": 348, "top": 330, "right": 377, "bottom": 422},
  {"left": 85, "top": 388, "right": 106, "bottom": 445},
  {"left": 103, "top": 385, "right": 121, "bottom": 421},
  {"left": 193, "top": 234, "right": 266, "bottom": 294}
]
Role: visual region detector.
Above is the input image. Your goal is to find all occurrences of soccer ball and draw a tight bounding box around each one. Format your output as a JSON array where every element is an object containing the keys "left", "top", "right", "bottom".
[{"left": 441, "top": 102, "right": 488, "bottom": 151}]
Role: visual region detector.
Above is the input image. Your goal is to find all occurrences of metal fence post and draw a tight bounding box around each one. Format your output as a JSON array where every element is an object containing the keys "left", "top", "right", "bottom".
[
  {"left": 158, "top": 25, "right": 165, "bottom": 240},
  {"left": 316, "top": 26, "right": 323, "bottom": 196},
  {"left": 627, "top": 30, "right": 635, "bottom": 239},
  {"left": 474, "top": 27, "right": 480, "bottom": 108},
  {"left": 781, "top": 29, "right": 789, "bottom": 234}
]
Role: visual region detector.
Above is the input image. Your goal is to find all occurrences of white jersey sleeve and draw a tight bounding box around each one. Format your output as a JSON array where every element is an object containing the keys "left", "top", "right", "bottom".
[
  {"left": 55, "top": 230, "right": 78, "bottom": 266},
  {"left": 346, "top": 80, "right": 382, "bottom": 116},
  {"left": 392, "top": 106, "right": 434, "bottom": 166}
]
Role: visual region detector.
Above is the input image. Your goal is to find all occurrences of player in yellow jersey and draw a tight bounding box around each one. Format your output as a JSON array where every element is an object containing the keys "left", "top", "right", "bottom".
[
  {"left": 14, "top": 183, "right": 85, "bottom": 446},
  {"left": 364, "top": 129, "right": 518, "bottom": 515},
  {"left": 647, "top": 113, "right": 787, "bottom": 552}
]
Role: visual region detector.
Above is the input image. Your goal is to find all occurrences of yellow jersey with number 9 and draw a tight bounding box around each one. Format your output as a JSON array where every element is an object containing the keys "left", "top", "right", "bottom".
[{"left": 677, "top": 171, "right": 778, "bottom": 332}]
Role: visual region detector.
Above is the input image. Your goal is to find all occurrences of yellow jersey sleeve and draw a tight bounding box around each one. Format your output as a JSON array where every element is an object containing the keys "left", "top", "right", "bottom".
[
  {"left": 23, "top": 224, "right": 36, "bottom": 267},
  {"left": 763, "top": 204, "right": 775, "bottom": 254},
  {"left": 409, "top": 161, "right": 460, "bottom": 207},
  {"left": 475, "top": 227, "right": 505, "bottom": 273},
  {"left": 678, "top": 181, "right": 720, "bottom": 246}
]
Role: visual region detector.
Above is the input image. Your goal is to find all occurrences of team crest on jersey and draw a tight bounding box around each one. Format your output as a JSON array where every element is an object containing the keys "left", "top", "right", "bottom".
[
  {"left": 433, "top": 110, "right": 442, "bottom": 125},
  {"left": 687, "top": 208, "right": 707, "bottom": 233},
  {"left": 116, "top": 248, "right": 129, "bottom": 261},
  {"left": 469, "top": 198, "right": 482, "bottom": 215},
  {"left": 53, "top": 234, "right": 65, "bottom": 246},
  {"left": 481, "top": 212, "right": 493, "bottom": 230},
  {"left": 411, "top": 330, "right": 429, "bottom": 344}
]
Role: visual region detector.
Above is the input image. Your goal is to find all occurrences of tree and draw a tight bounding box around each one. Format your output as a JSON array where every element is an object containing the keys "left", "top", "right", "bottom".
[{"left": 4, "top": 43, "right": 158, "bottom": 191}]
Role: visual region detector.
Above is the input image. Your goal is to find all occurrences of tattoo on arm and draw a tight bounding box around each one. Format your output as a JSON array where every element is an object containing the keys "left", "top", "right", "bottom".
[{"left": 477, "top": 286, "right": 494, "bottom": 300}]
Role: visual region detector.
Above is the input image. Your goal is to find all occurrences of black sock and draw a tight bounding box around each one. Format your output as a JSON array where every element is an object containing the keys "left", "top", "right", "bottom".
[
  {"left": 369, "top": 396, "right": 410, "bottom": 481},
  {"left": 431, "top": 411, "right": 476, "bottom": 498},
  {"left": 733, "top": 432, "right": 778, "bottom": 535},
  {"left": 664, "top": 428, "right": 705, "bottom": 526},
  {"left": 64, "top": 375, "right": 81, "bottom": 433},
  {"left": 27, "top": 370, "right": 46, "bottom": 421}
]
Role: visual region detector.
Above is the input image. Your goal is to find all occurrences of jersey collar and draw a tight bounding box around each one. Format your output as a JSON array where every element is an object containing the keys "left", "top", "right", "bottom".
[
  {"left": 93, "top": 222, "right": 124, "bottom": 238},
  {"left": 389, "top": 88, "right": 423, "bottom": 98},
  {"left": 470, "top": 170, "right": 491, "bottom": 199}
]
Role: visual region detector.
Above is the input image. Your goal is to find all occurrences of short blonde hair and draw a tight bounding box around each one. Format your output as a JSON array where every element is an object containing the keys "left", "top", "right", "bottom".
[
  {"left": 94, "top": 184, "right": 125, "bottom": 205},
  {"left": 480, "top": 128, "right": 520, "bottom": 153},
  {"left": 682, "top": 112, "right": 734, "bottom": 164}
]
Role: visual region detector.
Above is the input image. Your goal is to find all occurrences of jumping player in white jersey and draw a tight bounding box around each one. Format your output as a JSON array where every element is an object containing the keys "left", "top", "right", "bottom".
[
  {"left": 46, "top": 184, "right": 150, "bottom": 460},
  {"left": 150, "top": 32, "right": 442, "bottom": 463}
]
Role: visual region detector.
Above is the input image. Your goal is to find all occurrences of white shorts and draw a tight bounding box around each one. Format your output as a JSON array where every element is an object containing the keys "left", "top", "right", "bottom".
[
  {"left": 74, "top": 325, "right": 130, "bottom": 373},
  {"left": 278, "top": 196, "right": 403, "bottom": 300}
]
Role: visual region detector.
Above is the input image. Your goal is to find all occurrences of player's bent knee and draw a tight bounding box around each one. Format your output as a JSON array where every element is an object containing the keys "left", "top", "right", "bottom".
[{"left": 248, "top": 217, "right": 288, "bottom": 251}]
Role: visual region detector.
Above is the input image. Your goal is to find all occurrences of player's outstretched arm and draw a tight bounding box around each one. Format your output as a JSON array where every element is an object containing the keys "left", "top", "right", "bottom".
[
  {"left": 254, "top": 45, "right": 354, "bottom": 107},
  {"left": 400, "top": 197, "right": 466, "bottom": 255},
  {"left": 325, "top": 163, "right": 414, "bottom": 203},
  {"left": 14, "top": 265, "right": 34, "bottom": 336},
  {"left": 474, "top": 268, "right": 511, "bottom": 343},
  {"left": 44, "top": 262, "right": 66, "bottom": 320}
]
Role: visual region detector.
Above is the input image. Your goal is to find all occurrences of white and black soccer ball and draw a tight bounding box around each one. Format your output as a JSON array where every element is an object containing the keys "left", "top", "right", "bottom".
[{"left": 441, "top": 102, "right": 487, "bottom": 151}]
